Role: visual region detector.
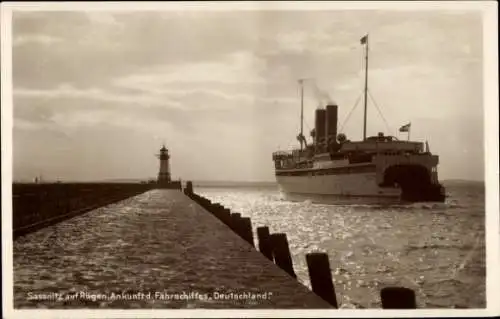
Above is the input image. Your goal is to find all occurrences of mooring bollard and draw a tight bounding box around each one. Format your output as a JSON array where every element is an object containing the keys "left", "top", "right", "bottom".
[
  {"left": 380, "top": 287, "right": 417, "bottom": 309},
  {"left": 239, "top": 217, "right": 255, "bottom": 247},
  {"left": 257, "top": 226, "right": 273, "bottom": 261},
  {"left": 306, "top": 252, "right": 338, "bottom": 308},
  {"left": 270, "top": 233, "right": 296, "bottom": 278}
]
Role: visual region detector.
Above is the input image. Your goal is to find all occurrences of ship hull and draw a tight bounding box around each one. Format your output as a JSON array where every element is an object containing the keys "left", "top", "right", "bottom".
[
  {"left": 279, "top": 192, "right": 403, "bottom": 205},
  {"left": 275, "top": 170, "right": 445, "bottom": 204}
]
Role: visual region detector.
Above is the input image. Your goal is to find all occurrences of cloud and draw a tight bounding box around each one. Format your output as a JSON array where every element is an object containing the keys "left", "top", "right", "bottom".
[
  {"left": 14, "top": 80, "right": 297, "bottom": 117},
  {"left": 14, "top": 84, "right": 184, "bottom": 108},
  {"left": 113, "top": 51, "right": 266, "bottom": 89},
  {"left": 13, "top": 34, "right": 63, "bottom": 46},
  {"left": 12, "top": 11, "right": 262, "bottom": 89},
  {"left": 10, "top": 9, "right": 485, "bottom": 181},
  {"left": 13, "top": 80, "right": 299, "bottom": 145}
]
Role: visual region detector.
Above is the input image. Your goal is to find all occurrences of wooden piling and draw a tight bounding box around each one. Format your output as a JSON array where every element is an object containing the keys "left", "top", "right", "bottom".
[
  {"left": 193, "top": 194, "right": 200, "bottom": 202},
  {"left": 239, "top": 217, "right": 255, "bottom": 247},
  {"left": 306, "top": 252, "right": 338, "bottom": 308},
  {"left": 380, "top": 287, "right": 417, "bottom": 309},
  {"left": 211, "top": 203, "right": 222, "bottom": 219},
  {"left": 185, "top": 181, "right": 193, "bottom": 195},
  {"left": 257, "top": 226, "right": 273, "bottom": 261},
  {"left": 201, "top": 197, "right": 212, "bottom": 210},
  {"left": 221, "top": 208, "right": 231, "bottom": 226},
  {"left": 230, "top": 212, "right": 241, "bottom": 234},
  {"left": 270, "top": 233, "right": 296, "bottom": 278}
]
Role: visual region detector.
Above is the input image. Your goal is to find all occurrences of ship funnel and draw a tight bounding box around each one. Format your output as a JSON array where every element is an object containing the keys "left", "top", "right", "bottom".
[
  {"left": 325, "top": 104, "right": 338, "bottom": 148},
  {"left": 314, "top": 108, "right": 326, "bottom": 153}
]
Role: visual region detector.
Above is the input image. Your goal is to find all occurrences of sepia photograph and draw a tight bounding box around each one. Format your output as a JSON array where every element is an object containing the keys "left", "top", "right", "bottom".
[{"left": 1, "top": 1, "right": 498, "bottom": 318}]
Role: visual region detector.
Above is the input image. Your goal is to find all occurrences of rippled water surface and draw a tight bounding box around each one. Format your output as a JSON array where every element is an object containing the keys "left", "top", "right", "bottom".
[{"left": 197, "top": 181, "right": 486, "bottom": 308}]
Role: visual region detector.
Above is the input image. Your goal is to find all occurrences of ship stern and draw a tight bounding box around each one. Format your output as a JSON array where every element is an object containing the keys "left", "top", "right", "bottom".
[
  {"left": 376, "top": 154, "right": 446, "bottom": 203},
  {"left": 400, "top": 182, "right": 446, "bottom": 202}
]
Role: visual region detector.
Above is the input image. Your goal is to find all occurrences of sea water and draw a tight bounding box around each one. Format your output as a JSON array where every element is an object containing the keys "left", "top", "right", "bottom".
[{"left": 197, "top": 180, "right": 486, "bottom": 308}]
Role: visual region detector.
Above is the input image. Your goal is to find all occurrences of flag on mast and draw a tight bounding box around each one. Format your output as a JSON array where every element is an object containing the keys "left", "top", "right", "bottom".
[
  {"left": 399, "top": 123, "right": 411, "bottom": 132},
  {"left": 360, "top": 34, "right": 368, "bottom": 45}
]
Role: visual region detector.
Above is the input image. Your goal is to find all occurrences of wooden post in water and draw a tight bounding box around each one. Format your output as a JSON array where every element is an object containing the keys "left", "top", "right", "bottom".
[
  {"left": 230, "top": 212, "right": 241, "bottom": 235},
  {"left": 192, "top": 193, "right": 199, "bottom": 203},
  {"left": 239, "top": 217, "right": 255, "bottom": 247},
  {"left": 270, "top": 233, "right": 296, "bottom": 278},
  {"left": 201, "top": 197, "right": 212, "bottom": 210},
  {"left": 257, "top": 226, "right": 273, "bottom": 260},
  {"left": 380, "top": 287, "right": 417, "bottom": 309},
  {"left": 306, "top": 252, "right": 338, "bottom": 308},
  {"left": 221, "top": 208, "right": 231, "bottom": 226},
  {"left": 211, "top": 203, "right": 222, "bottom": 220},
  {"left": 185, "top": 181, "right": 193, "bottom": 195}
]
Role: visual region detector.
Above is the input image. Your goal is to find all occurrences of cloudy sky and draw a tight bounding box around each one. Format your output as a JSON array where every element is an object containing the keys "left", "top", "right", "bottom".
[{"left": 11, "top": 7, "right": 484, "bottom": 182}]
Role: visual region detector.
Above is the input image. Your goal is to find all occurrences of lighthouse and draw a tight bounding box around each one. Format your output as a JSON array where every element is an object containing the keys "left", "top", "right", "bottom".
[
  {"left": 154, "top": 144, "right": 182, "bottom": 189},
  {"left": 157, "top": 145, "right": 171, "bottom": 183}
]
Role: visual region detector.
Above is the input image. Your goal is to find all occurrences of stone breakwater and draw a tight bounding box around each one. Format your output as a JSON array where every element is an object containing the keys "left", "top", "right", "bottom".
[
  {"left": 13, "top": 182, "right": 155, "bottom": 238},
  {"left": 13, "top": 189, "right": 330, "bottom": 309}
]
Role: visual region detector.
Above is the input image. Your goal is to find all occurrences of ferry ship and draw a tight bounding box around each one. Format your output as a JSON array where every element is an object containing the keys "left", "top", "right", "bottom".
[{"left": 272, "top": 35, "right": 446, "bottom": 203}]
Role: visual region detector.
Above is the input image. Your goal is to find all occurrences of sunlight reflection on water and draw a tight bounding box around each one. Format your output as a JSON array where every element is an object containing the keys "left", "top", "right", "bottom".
[{"left": 197, "top": 183, "right": 485, "bottom": 308}]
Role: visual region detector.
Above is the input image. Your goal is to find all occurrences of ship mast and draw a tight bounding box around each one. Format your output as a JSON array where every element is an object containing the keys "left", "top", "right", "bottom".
[
  {"left": 299, "top": 78, "right": 305, "bottom": 151},
  {"left": 362, "top": 34, "right": 369, "bottom": 141}
]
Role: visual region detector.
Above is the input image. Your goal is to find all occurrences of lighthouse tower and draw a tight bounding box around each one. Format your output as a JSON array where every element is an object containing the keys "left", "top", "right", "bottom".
[{"left": 157, "top": 145, "right": 171, "bottom": 183}]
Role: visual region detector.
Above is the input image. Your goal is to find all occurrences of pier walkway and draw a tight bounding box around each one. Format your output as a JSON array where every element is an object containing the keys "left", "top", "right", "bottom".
[{"left": 13, "top": 189, "right": 330, "bottom": 309}]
